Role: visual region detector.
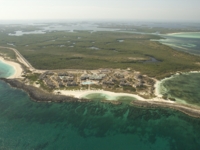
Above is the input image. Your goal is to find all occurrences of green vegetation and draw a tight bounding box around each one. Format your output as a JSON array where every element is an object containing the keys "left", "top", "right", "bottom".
[
  {"left": 38, "top": 80, "right": 53, "bottom": 92},
  {"left": 162, "top": 94, "right": 168, "bottom": 100},
  {"left": 25, "top": 73, "right": 40, "bottom": 82},
  {"left": 1, "top": 27, "right": 200, "bottom": 79},
  {"left": 24, "top": 73, "right": 52, "bottom": 92},
  {"left": 169, "top": 97, "right": 176, "bottom": 101},
  {"left": 0, "top": 48, "right": 16, "bottom": 59},
  {"left": 123, "top": 86, "right": 136, "bottom": 92},
  {"left": 65, "top": 86, "right": 81, "bottom": 90},
  {"left": 90, "top": 84, "right": 103, "bottom": 89}
]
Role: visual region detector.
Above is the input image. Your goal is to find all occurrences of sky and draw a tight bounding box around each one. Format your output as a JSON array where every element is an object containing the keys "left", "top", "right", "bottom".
[{"left": 0, "top": 0, "right": 200, "bottom": 22}]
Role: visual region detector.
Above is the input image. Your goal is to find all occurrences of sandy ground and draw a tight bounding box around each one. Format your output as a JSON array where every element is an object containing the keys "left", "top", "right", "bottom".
[
  {"left": 166, "top": 32, "right": 200, "bottom": 35},
  {"left": 0, "top": 57, "right": 23, "bottom": 79},
  {"left": 54, "top": 89, "right": 146, "bottom": 100},
  {"left": 54, "top": 89, "right": 175, "bottom": 104},
  {"left": 154, "top": 80, "right": 163, "bottom": 97}
]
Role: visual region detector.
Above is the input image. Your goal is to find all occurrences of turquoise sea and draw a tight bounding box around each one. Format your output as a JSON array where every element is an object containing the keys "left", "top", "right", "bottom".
[
  {"left": 0, "top": 60, "right": 15, "bottom": 78},
  {"left": 158, "top": 32, "right": 200, "bottom": 55},
  {"left": 0, "top": 58, "right": 200, "bottom": 149},
  {"left": 159, "top": 73, "right": 200, "bottom": 106}
]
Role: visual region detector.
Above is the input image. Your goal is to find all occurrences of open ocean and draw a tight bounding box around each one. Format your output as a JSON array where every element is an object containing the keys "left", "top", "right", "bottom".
[{"left": 0, "top": 60, "right": 200, "bottom": 149}]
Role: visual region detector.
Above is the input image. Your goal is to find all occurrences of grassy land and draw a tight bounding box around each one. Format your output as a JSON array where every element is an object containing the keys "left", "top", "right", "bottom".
[
  {"left": 0, "top": 48, "right": 16, "bottom": 59},
  {"left": 0, "top": 27, "right": 200, "bottom": 79}
]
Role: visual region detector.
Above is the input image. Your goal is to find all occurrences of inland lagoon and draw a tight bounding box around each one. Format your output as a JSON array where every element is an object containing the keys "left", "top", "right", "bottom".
[{"left": 0, "top": 63, "right": 200, "bottom": 149}]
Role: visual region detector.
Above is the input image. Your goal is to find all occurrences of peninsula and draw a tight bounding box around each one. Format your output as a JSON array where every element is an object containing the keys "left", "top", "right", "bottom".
[{"left": 1, "top": 45, "right": 200, "bottom": 118}]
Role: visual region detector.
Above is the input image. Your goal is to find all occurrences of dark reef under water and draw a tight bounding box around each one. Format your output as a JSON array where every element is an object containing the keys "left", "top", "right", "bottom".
[{"left": 0, "top": 81, "right": 200, "bottom": 150}]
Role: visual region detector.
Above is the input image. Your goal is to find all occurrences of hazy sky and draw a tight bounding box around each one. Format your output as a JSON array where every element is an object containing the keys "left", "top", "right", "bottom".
[{"left": 0, "top": 0, "right": 200, "bottom": 21}]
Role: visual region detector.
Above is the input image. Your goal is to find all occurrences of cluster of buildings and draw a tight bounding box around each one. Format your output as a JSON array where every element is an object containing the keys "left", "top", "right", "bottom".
[
  {"left": 80, "top": 74, "right": 106, "bottom": 81},
  {"left": 39, "top": 71, "right": 78, "bottom": 88},
  {"left": 36, "top": 69, "right": 155, "bottom": 96}
]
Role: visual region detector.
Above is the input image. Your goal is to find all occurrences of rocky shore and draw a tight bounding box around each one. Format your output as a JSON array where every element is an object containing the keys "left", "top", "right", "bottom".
[
  {"left": 0, "top": 78, "right": 90, "bottom": 103},
  {"left": 130, "top": 100, "right": 200, "bottom": 118},
  {"left": 101, "top": 100, "right": 122, "bottom": 105},
  {"left": 1, "top": 78, "right": 200, "bottom": 118}
]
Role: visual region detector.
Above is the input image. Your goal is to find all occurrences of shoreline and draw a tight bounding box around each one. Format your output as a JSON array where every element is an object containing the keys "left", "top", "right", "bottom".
[
  {"left": 166, "top": 32, "right": 200, "bottom": 36},
  {"left": 0, "top": 78, "right": 85, "bottom": 103},
  {"left": 54, "top": 89, "right": 146, "bottom": 100},
  {"left": 54, "top": 87, "right": 177, "bottom": 105},
  {"left": 0, "top": 57, "right": 23, "bottom": 79},
  {"left": 130, "top": 100, "right": 200, "bottom": 118},
  {"left": 0, "top": 46, "right": 35, "bottom": 71},
  {"left": 1, "top": 52, "right": 200, "bottom": 118},
  {"left": 154, "top": 80, "right": 163, "bottom": 97},
  {"left": 2, "top": 78, "right": 200, "bottom": 118},
  {"left": 154, "top": 71, "right": 200, "bottom": 104}
]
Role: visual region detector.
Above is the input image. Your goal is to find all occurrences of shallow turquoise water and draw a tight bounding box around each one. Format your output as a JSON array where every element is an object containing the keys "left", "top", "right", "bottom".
[
  {"left": 81, "top": 81, "right": 94, "bottom": 85},
  {"left": 83, "top": 93, "right": 137, "bottom": 104},
  {"left": 157, "top": 32, "right": 200, "bottom": 55},
  {"left": 168, "top": 32, "right": 200, "bottom": 39},
  {"left": 0, "top": 60, "right": 15, "bottom": 78},
  {"left": 159, "top": 73, "right": 200, "bottom": 106}
]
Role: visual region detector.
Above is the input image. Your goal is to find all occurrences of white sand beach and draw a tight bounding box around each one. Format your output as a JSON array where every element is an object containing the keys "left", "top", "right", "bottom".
[
  {"left": 166, "top": 32, "right": 200, "bottom": 35},
  {"left": 54, "top": 89, "right": 176, "bottom": 104},
  {"left": 54, "top": 89, "right": 146, "bottom": 100},
  {"left": 154, "top": 80, "right": 163, "bottom": 97},
  {"left": 0, "top": 57, "right": 23, "bottom": 78}
]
